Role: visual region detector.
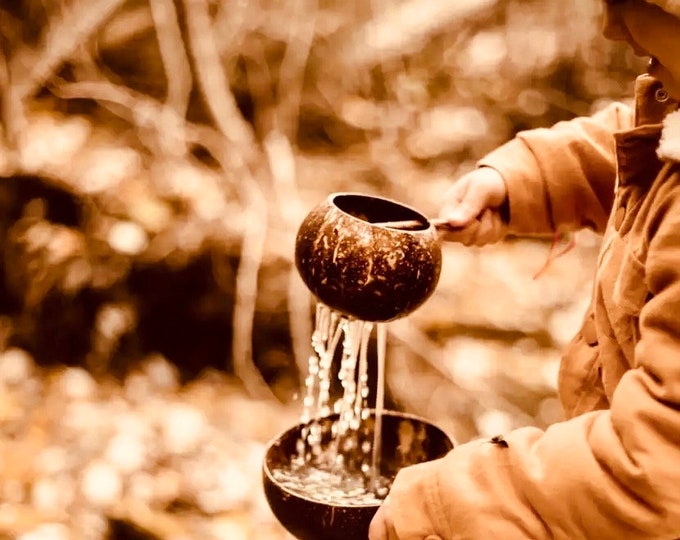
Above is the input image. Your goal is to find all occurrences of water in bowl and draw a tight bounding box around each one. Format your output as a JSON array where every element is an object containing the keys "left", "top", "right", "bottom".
[
  {"left": 271, "top": 463, "right": 391, "bottom": 506},
  {"left": 273, "top": 303, "right": 390, "bottom": 504}
]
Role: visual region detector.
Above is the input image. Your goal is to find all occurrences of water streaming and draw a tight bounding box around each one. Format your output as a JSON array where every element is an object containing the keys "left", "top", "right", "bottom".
[
  {"left": 370, "top": 323, "right": 386, "bottom": 491},
  {"left": 277, "top": 303, "right": 391, "bottom": 505}
]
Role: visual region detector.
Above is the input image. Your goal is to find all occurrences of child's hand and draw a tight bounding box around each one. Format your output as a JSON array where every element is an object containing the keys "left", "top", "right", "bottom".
[
  {"left": 368, "top": 456, "right": 446, "bottom": 540},
  {"left": 438, "top": 167, "right": 509, "bottom": 246},
  {"left": 368, "top": 495, "right": 398, "bottom": 540}
]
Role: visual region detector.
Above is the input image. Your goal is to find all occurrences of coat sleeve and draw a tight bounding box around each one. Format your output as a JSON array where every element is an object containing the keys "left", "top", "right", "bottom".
[
  {"left": 385, "top": 183, "right": 680, "bottom": 540},
  {"left": 478, "top": 102, "right": 633, "bottom": 236}
]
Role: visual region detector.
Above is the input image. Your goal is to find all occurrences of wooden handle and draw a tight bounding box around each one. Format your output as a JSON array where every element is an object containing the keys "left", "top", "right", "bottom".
[{"left": 370, "top": 217, "right": 455, "bottom": 230}]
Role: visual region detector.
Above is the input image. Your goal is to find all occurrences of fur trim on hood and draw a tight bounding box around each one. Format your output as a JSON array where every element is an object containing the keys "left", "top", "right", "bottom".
[
  {"left": 647, "top": 0, "right": 680, "bottom": 18},
  {"left": 642, "top": 2, "right": 680, "bottom": 160},
  {"left": 658, "top": 110, "right": 680, "bottom": 161}
]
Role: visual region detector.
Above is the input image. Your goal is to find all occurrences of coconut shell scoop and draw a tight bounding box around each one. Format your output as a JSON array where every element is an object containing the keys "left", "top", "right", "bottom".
[{"left": 294, "top": 192, "right": 444, "bottom": 322}]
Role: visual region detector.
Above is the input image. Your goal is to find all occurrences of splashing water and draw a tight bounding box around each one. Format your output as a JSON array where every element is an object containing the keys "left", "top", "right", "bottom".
[{"left": 276, "top": 303, "right": 390, "bottom": 505}]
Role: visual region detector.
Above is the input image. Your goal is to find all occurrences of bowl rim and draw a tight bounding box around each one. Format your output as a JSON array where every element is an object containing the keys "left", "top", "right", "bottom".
[
  {"left": 262, "top": 409, "right": 454, "bottom": 508},
  {"left": 326, "top": 192, "right": 434, "bottom": 233}
]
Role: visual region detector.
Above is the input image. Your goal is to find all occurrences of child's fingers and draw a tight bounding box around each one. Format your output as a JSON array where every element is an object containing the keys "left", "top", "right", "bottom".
[
  {"left": 472, "top": 209, "right": 507, "bottom": 246},
  {"left": 439, "top": 209, "right": 506, "bottom": 246},
  {"left": 438, "top": 218, "right": 480, "bottom": 246},
  {"left": 368, "top": 497, "right": 399, "bottom": 540},
  {"left": 438, "top": 167, "right": 508, "bottom": 229},
  {"left": 439, "top": 177, "right": 483, "bottom": 227}
]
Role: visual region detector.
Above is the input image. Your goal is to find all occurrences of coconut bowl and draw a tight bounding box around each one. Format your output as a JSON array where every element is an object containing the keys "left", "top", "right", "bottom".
[
  {"left": 294, "top": 193, "right": 442, "bottom": 322},
  {"left": 263, "top": 410, "right": 454, "bottom": 540}
]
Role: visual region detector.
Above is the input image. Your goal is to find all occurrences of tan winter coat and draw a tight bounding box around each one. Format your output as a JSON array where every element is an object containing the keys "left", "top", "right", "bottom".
[{"left": 389, "top": 74, "right": 680, "bottom": 539}]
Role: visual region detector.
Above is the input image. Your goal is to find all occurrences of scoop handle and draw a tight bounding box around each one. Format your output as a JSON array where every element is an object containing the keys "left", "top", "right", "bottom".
[{"left": 371, "top": 217, "right": 459, "bottom": 230}]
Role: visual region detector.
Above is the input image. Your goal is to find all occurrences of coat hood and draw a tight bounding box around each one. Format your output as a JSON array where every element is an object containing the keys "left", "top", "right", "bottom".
[
  {"left": 658, "top": 110, "right": 680, "bottom": 161},
  {"left": 642, "top": 2, "right": 680, "bottom": 160},
  {"left": 647, "top": 0, "right": 680, "bottom": 18}
]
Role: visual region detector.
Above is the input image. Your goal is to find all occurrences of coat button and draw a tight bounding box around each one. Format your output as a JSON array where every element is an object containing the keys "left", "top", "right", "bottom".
[
  {"left": 582, "top": 318, "right": 598, "bottom": 346},
  {"left": 655, "top": 87, "right": 670, "bottom": 103},
  {"left": 614, "top": 206, "right": 625, "bottom": 230}
]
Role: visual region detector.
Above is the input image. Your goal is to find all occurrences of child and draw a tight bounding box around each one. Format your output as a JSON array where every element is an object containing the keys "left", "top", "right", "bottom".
[{"left": 369, "top": 1, "right": 680, "bottom": 539}]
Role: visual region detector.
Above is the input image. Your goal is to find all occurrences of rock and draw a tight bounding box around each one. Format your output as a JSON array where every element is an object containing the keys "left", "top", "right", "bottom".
[
  {"left": 74, "top": 145, "right": 141, "bottom": 195},
  {"left": 194, "top": 463, "right": 252, "bottom": 514},
  {"left": 127, "top": 472, "right": 155, "bottom": 504},
  {"left": 104, "top": 433, "right": 148, "bottom": 475},
  {"left": 159, "top": 403, "right": 207, "bottom": 456},
  {"left": 152, "top": 468, "right": 182, "bottom": 507},
  {"left": 0, "top": 390, "right": 22, "bottom": 424},
  {"left": 113, "top": 411, "right": 152, "bottom": 439},
  {"left": 61, "top": 402, "right": 110, "bottom": 453},
  {"left": 141, "top": 355, "right": 179, "bottom": 393},
  {"left": 123, "top": 373, "right": 152, "bottom": 404},
  {"left": 35, "top": 450, "right": 66, "bottom": 479},
  {"left": 80, "top": 461, "right": 123, "bottom": 508},
  {"left": 30, "top": 475, "right": 75, "bottom": 514},
  {"left": 17, "top": 113, "right": 91, "bottom": 176},
  {"left": 3, "top": 479, "right": 26, "bottom": 503},
  {"left": 0, "top": 348, "right": 35, "bottom": 386},
  {"left": 208, "top": 516, "right": 250, "bottom": 540},
  {"left": 58, "top": 367, "right": 98, "bottom": 401},
  {"left": 16, "top": 522, "right": 71, "bottom": 540},
  {"left": 107, "top": 221, "right": 149, "bottom": 256},
  {"left": 71, "top": 510, "right": 108, "bottom": 540}
]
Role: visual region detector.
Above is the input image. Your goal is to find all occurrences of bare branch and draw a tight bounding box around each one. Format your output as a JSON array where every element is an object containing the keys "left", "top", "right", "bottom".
[
  {"left": 181, "top": 0, "right": 277, "bottom": 400},
  {"left": 51, "top": 79, "right": 232, "bottom": 186},
  {"left": 53, "top": 78, "right": 276, "bottom": 400},
  {"left": 273, "top": 0, "right": 318, "bottom": 140},
  {"left": 388, "top": 318, "right": 535, "bottom": 421},
  {"left": 0, "top": 17, "right": 12, "bottom": 146},
  {"left": 182, "top": 0, "right": 257, "bottom": 159},
  {"left": 228, "top": 177, "right": 274, "bottom": 400},
  {"left": 213, "top": 0, "right": 252, "bottom": 57},
  {"left": 10, "top": 0, "right": 127, "bottom": 102},
  {"left": 97, "top": 4, "right": 153, "bottom": 49},
  {"left": 149, "top": 0, "right": 193, "bottom": 157},
  {"left": 149, "top": 0, "right": 192, "bottom": 115},
  {"left": 263, "top": 130, "right": 312, "bottom": 390}
]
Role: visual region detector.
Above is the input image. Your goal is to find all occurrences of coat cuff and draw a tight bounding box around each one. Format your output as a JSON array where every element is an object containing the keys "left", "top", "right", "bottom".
[{"left": 478, "top": 138, "right": 553, "bottom": 236}]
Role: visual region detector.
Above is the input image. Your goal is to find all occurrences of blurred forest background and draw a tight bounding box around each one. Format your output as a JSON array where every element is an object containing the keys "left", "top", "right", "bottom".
[{"left": 0, "top": 0, "right": 645, "bottom": 538}]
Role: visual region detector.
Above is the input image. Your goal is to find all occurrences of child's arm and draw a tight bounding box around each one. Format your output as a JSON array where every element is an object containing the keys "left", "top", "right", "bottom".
[
  {"left": 371, "top": 186, "right": 680, "bottom": 540},
  {"left": 480, "top": 102, "right": 634, "bottom": 236}
]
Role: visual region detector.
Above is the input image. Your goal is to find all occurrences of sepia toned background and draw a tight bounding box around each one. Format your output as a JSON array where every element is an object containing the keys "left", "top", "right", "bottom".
[{"left": 0, "top": 0, "right": 645, "bottom": 538}]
